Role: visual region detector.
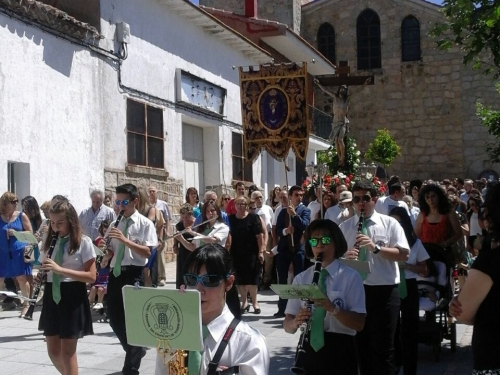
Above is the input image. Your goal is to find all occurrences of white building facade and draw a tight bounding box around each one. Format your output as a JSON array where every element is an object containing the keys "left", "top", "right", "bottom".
[{"left": 0, "top": 0, "right": 329, "bottom": 225}]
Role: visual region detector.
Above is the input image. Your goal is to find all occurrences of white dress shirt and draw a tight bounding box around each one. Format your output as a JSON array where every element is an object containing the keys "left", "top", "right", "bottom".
[
  {"left": 404, "top": 239, "right": 429, "bottom": 279},
  {"left": 307, "top": 200, "right": 321, "bottom": 222},
  {"left": 155, "top": 304, "right": 270, "bottom": 375},
  {"left": 39, "top": 235, "right": 96, "bottom": 282},
  {"left": 325, "top": 204, "right": 350, "bottom": 225},
  {"left": 155, "top": 199, "right": 172, "bottom": 222},
  {"left": 256, "top": 205, "right": 274, "bottom": 232},
  {"left": 374, "top": 196, "right": 409, "bottom": 216},
  {"left": 107, "top": 210, "right": 158, "bottom": 267},
  {"left": 192, "top": 221, "right": 230, "bottom": 247},
  {"left": 272, "top": 205, "right": 284, "bottom": 226},
  {"left": 79, "top": 204, "right": 116, "bottom": 241},
  {"left": 285, "top": 260, "right": 366, "bottom": 336},
  {"left": 339, "top": 212, "right": 410, "bottom": 285}
]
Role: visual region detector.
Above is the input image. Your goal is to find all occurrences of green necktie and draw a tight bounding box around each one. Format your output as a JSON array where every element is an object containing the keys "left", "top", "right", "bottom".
[
  {"left": 358, "top": 221, "right": 368, "bottom": 280},
  {"left": 310, "top": 268, "right": 329, "bottom": 352},
  {"left": 113, "top": 218, "right": 131, "bottom": 277},
  {"left": 398, "top": 267, "right": 408, "bottom": 299},
  {"left": 52, "top": 236, "right": 69, "bottom": 304},
  {"left": 188, "top": 325, "right": 209, "bottom": 375}
]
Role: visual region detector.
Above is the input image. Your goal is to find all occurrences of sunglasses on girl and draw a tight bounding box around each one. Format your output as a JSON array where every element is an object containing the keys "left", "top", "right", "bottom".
[
  {"left": 308, "top": 236, "right": 332, "bottom": 247},
  {"left": 352, "top": 194, "right": 372, "bottom": 204},
  {"left": 183, "top": 273, "right": 229, "bottom": 288},
  {"left": 115, "top": 199, "right": 130, "bottom": 206}
]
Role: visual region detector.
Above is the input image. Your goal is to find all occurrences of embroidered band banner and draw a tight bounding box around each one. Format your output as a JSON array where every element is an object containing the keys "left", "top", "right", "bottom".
[{"left": 239, "top": 63, "right": 309, "bottom": 163}]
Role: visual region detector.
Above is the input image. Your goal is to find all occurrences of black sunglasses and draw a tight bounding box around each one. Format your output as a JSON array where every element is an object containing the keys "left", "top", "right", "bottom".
[{"left": 352, "top": 194, "right": 372, "bottom": 204}]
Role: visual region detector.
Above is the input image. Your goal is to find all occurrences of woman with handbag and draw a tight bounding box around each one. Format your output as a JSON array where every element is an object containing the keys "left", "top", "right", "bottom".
[{"left": 0, "top": 191, "right": 33, "bottom": 317}]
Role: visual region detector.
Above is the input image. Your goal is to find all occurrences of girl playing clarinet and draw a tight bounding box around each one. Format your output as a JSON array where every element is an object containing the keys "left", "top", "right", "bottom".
[
  {"left": 284, "top": 219, "right": 366, "bottom": 374},
  {"left": 38, "top": 198, "right": 96, "bottom": 375}
]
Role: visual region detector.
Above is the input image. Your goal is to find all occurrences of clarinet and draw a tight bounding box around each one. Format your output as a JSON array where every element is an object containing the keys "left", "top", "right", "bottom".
[
  {"left": 290, "top": 253, "right": 323, "bottom": 375},
  {"left": 23, "top": 233, "right": 58, "bottom": 321},
  {"left": 355, "top": 210, "right": 365, "bottom": 259},
  {"left": 96, "top": 210, "right": 124, "bottom": 271}
]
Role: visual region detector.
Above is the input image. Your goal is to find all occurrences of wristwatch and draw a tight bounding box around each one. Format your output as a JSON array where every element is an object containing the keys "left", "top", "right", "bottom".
[{"left": 373, "top": 243, "right": 382, "bottom": 254}]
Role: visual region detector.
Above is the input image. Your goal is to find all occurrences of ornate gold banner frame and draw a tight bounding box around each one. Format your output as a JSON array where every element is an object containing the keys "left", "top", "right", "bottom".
[{"left": 239, "top": 63, "right": 309, "bottom": 162}]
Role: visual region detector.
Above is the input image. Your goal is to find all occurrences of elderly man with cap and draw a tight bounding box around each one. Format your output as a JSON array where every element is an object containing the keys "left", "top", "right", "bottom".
[{"left": 325, "top": 190, "right": 354, "bottom": 225}]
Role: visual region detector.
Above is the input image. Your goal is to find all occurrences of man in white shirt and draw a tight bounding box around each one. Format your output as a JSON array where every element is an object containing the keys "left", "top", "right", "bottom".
[
  {"left": 148, "top": 186, "right": 172, "bottom": 286},
  {"left": 252, "top": 190, "right": 274, "bottom": 289},
  {"left": 459, "top": 179, "right": 473, "bottom": 203},
  {"left": 307, "top": 186, "right": 323, "bottom": 222},
  {"left": 79, "top": 189, "right": 116, "bottom": 241},
  {"left": 403, "top": 195, "right": 420, "bottom": 227},
  {"left": 374, "top": 183, "right": 409, "bottom": 216},
  {"left": 325, "top": 190, "right": 353, "bottom": 225},
  {"left": 102, "top": 183, "right": 158, "bottom": 375},
  {"left": 339, "top": 181, "right": 410, "bottom": 375}
]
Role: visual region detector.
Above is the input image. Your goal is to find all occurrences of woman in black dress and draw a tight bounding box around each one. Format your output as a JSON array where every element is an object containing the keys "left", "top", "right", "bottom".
[
  {"left": 228, "top": 196, "right": 265, "bottom": 314},
  {"left": 173, "top": 203, "right": 196, "bottom": 289}
]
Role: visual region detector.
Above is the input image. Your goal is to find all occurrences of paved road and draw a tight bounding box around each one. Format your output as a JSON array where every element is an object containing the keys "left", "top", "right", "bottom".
[{"left": 0, "top": 261, "right": 473, "bottom": 374}]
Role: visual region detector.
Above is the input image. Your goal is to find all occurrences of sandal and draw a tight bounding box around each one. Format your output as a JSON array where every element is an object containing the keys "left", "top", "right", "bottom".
[{"left": 20, "top": 302, "right": 29, "bottom": 318}]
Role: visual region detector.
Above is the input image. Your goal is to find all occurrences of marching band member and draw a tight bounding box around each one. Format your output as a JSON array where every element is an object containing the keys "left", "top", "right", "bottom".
[
  {"left": 100, "top": 183, "right": 157, "bottom": 375},
  {"left": 340, "top": 181, "right": 410, "bottom": 375},
  {"left": 38, "top": 198, "right": 96, "bottom": 375},
  {"left": 284, "top": 219, "right": 366, "bottom": 374},
  {"left": 155, "top": 244, "right": 270, "bottom": 375}
]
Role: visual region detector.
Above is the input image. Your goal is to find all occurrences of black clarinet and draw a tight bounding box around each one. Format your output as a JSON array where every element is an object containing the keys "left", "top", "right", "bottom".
[
  {"left": 291, "top": 253, "right": 323, "bottom": 375},
  {"left": 355, "top": 210, "right": 365, "bottom": 258},
  {"left": 96, "top": 210, "right": 124, "bottom": 271},
  {"left": 23, "top": 233, "right": 58, "bottom": 320}
]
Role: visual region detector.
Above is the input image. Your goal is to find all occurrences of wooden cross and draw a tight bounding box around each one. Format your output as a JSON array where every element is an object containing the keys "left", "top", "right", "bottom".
[{"left": 316, "top": 61, "right": 374, "bottom": 86}]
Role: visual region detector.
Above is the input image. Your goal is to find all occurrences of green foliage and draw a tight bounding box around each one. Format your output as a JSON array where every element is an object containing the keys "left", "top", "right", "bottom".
[
  {"left": 364, "top": 129, "right": 401, "bottom": 167},
  {"left": 430, "top": 0, "right": 500, "bottom": 78},
  {"left": 477, "top": 84, "right": 500, "bottom": 162},
  {"left": 317, "top": 137, "right": 361, "bottom": 176}
]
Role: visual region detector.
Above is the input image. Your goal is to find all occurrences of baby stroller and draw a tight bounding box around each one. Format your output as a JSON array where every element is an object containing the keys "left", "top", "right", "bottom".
[
  {"left": 88, "top": 253, "right": 110, "bottom": 323},
  {"left": 417, "top": 243, "right": 457, "bottom": 361}
]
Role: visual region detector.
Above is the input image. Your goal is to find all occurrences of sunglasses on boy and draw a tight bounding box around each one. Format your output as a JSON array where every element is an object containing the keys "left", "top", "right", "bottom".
[
  {"left": 308, "top": 236, "right": 332, "bottom": 247},
  {"left": 115, "top": 199, "right": 130, "bottom": 206},
  {"left": 183, "top": 273, "right": 229, "bottom": 288},
  {"left": 352, "top": 194, "right": 372, "bottom": 204}
]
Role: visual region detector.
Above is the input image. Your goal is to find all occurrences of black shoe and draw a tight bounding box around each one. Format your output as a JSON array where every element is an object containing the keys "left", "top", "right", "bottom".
[
  {"left": 241, "top": 305, "right": 250, "bottom": 314},
  {"left": 273, "top": 311, "right": 285, "bottom": 318},
  {"left": 253, "top": 306, "right": 261, "bottom": 314}
]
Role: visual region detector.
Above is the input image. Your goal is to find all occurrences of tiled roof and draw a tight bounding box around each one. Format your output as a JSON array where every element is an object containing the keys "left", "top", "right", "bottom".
[{"left": 0, "top": 0, "right": 102, "bottom": 41}]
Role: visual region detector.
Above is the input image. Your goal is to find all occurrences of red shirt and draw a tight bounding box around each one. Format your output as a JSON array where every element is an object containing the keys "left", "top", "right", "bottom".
[
  {"left": 225, "top": 199, "right": 237, "bottom": 216},
  {"left": 420, "top": 215, "right": 448, "bottom": 244}
]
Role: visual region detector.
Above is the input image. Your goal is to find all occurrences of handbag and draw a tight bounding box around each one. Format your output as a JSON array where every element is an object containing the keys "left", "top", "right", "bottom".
[{"left": 23, "top": 244, "right": 35, "bottom": 263}]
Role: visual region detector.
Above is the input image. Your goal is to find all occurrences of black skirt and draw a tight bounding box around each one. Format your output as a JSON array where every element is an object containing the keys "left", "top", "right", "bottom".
[{"left": 39, "top": 281, "right": 93, "bottom": 339}]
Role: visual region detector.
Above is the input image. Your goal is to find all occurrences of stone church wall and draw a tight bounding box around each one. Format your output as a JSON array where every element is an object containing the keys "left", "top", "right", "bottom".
[{"left": 302, "top": 0, "right": 500, "bottom": 180}]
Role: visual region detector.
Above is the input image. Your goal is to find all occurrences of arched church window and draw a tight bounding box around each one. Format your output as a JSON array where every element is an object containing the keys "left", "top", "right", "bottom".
[
  {"left": 401, "top": 15, "right": 421, "bottom": 62},
  {"left": 317, "top": 23, "right": 336, "bottom": 64},
  {"left": 356, "top": 9, "right": 381, "bottom": 70}
]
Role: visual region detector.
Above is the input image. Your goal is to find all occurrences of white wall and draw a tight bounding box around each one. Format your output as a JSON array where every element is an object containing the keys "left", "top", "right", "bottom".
[
  {"left": 99, "top": 0, "right": 266, "bottom": 186},
  {"left": 0, "top": 15, "right": 105, "bottom": 212}
]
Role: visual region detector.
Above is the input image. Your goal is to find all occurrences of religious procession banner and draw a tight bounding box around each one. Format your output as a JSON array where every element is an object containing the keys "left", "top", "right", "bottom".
[{"left": 239, "top": 63, "right": 309, "bottom": 162}]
